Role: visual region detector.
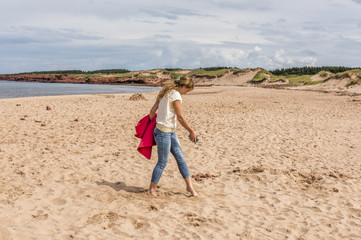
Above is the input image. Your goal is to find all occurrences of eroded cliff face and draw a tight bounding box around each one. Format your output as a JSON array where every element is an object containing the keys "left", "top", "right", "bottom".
[{"left": 0, "top": 74, "right": 165, "bottom": 86}]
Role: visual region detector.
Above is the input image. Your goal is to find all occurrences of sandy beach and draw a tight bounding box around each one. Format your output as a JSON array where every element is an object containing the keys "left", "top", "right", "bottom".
[{"left": 0, "top": 86, "right": 361, "bottom": 240}]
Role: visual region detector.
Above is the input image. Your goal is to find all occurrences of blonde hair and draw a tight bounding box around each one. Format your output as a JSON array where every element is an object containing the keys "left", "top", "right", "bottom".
[{"left": 156, "top": 76, "right": 194, "bottom": 101}]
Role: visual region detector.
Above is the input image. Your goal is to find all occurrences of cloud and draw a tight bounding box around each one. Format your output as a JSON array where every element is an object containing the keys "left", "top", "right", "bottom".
[
  {"left": 271, "top": 49, "right": 318, "bottom": 68},
  {"left": 302, "top": 21, "right": 325, "bottom": 31},
  {"left": 199, "top": 48, "right": 249, "bottom": 66},
  {"left": 0, "top": 33, "right": 354, "bottom": 74},
  {"left": 0, "top": 26, "right": 103, "bottom": 46},
  {"left": 254, "top": 46, "right": 262, "bottom": 52},
  {"left": 0, "top": 0, "right": 360, "bottom": 73},
  {"left": 302, "top": 50, "right": 317, "bottom": 56},
  {"left": 277, "top": 18, "right": 286, "bottom": 24},
  {"left": 274, "top": 49, "right": 292, "bottom": 65},
  {"left": 142, "top": 7, "right": 213, "bottom": 20},
  {"left": 212, "top": 0, "right": 273, "bottom": 11}
]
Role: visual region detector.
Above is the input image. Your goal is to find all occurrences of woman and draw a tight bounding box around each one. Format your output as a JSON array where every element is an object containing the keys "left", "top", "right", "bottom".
[{"left": 147, "top": 76, "right": 198, "bottom": 197}]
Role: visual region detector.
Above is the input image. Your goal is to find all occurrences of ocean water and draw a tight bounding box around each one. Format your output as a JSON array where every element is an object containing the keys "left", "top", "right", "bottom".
[{"left": 0, "top": 80, "right": 160, "bottom": 99}]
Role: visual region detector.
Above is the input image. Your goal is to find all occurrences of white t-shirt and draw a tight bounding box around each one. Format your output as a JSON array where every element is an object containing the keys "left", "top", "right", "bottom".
[{"left": 157, "top": 90, "right": 182, "bottom": 129}]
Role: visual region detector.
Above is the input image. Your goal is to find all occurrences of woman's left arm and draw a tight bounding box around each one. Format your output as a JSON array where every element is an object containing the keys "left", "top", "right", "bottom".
[{"left": 149, "top": 99, "right": 159, "bottom": 120}]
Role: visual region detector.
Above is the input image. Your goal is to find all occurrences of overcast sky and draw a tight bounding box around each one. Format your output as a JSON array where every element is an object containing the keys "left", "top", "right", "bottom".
[{"left": 0, "top": 0, "right": 360, "bottom": 73}]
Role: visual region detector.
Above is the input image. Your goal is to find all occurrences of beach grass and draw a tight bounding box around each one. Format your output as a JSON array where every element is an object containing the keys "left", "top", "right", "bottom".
[
  {"left": 251, "top": 69, "right": 278, "bottom": 83},
  {"left": 345, "top": 69, "right": 361, "bottom": 75},
  {"left": 283, "top": 74, "right": 313, "bottom": 85},
  {"left": 170, "top": 72, "right": 184, "bottom": 79},
  {"left": 111, "top": 73, "right": 135, "bottom": 78},
  {"left": 137, "top": 74, "right": 158, "bottom": 78},
  {"left": 346, "top": 79, "right": 361, "bottom": 88},
  {"left": 304, "top": 79, "right": 324, "bottom": 85},
  {"left": 188, "top": 68, "right": 229, "bottom": 77},
  {"left": 317, "top": 70, "right": 334, "bottom": 76},
  {"left": 76, "top": 73, "right": 104, "bottom": 78}
]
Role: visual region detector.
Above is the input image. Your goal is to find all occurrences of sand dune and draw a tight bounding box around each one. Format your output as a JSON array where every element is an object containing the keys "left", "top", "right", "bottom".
[
  {"left": 194, "top": 69, "right": 259, "bottom": 86},
  {"left": 1, "top": 87, "right": 361, "bottom": 239}
]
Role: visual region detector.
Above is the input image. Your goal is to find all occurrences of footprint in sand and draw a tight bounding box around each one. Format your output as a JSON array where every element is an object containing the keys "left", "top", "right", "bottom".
[
  {"left": 32, "top": 210, "right": 49, "bottom": 221},
  {"left": 183, "top": 212, "right": 207, "bottom": 227},
  {"left": 52, "top": 198, "right": 67, "bottom": 206}
]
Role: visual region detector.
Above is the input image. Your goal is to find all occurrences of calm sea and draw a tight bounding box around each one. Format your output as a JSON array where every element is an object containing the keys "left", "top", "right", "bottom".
[{"left": 0, "top": 80, "right": 160, "bottom": 99}]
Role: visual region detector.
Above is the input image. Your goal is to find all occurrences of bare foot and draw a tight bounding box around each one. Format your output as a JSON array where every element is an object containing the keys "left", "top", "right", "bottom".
[
  {"left": 147, "top": 182, "right": 158, "bottom": 197},
  {"left": 186, "top": 186, "right": 198, "bottom": 197},
  {"left": 147, "top": 189, "right": 157, "bottom": 197}
]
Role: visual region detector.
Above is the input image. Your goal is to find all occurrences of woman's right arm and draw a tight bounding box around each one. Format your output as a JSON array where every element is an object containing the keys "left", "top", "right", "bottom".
[
  {"left": 173, "top": 100, "right": 197, "bottom": 142},
  {"left": 149, "top": 99, "right": 159, "bottom": 120}
]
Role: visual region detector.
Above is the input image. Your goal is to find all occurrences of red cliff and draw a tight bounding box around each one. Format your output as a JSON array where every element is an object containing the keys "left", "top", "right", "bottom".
[{"left": 0, "top": 74, "right": 164, "bottom": 86}]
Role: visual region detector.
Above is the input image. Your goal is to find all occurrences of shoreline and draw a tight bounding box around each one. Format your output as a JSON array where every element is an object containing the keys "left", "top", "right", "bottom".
[{"left": 0, "top": 80, "right": 161, "bottom": 100}]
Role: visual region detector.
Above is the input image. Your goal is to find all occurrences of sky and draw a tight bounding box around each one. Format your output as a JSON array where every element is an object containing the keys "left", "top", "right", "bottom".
[{"left": 0, "top": 0, "right": 360, "bottom": 74}]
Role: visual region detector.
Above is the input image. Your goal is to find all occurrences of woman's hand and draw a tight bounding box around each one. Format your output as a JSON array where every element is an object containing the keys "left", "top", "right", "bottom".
[{"left": 189, "top": 130, "right": 197, "bottom": 143}]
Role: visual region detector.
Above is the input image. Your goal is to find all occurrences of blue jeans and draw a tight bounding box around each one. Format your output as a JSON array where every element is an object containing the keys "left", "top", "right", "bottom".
[{"left": 151, "top": 127, "right": 190, "bottom": 184}]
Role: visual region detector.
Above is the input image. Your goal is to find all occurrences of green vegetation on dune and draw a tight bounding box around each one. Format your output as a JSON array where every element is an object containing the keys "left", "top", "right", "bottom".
[
  {"left": 345, "top": 79, "right": 361, "bottom": 88},
  {"left": 188, "top": 68, "right": 229, "bottom": 77},
  {"left": 282, "top": 74, "right": 313, "bottom": 85},
  {"left": 232, "top": 68, "right": 251, "bottom": 74},
  {"left": 186, "top": 67, "right": 242, "bottom": 77},
  {"left": 251, "top": 69, "right": 325, "bottom": 85},
  {"left": 337, "top": 70, "right": 361, "bottom": 87},
  {"left": 170, "top": 72, "right": 184, "bottom": 79},
  {"left": 251, "top": 71, "right": 330, "bottom": 85},
  {"left": 270, "top": 66, "right": 358, "bottom": 76},
  {"left": 76, "top": 73, "right": 103, "bottom": 78},
  {"left": 111, "top": 72, "right": 135, "bottom": 78},
  {"left": 304, "top": 80, "right": 324, "bottom": 85},
  {"left": 71, "top": 71, "right": 160, "bottom": 79},
  {"left": 251, "top": 68, "right": 361, "bottom": 87},
  {"left": 251, "top": 69, "right": 279, "bottom": 83},
  {"left": 350, "top": 69, "right": 361, "bottom": 75},
  {"left": 166, "top": 67, "right": 242, "bottom": 79},
  {"left": 161, "top": 69, "right": 186, "bottom": 79},
  {"left": 316, "top": 70, "right": 333, "bottom": 76},
  {"left": 137, "top": 74, "right": 158, "bottom": 78},
  {"left": 251, "top": 70, "right": 269, "bottom": 83},
  {"left": 337, "top": 69, "right": 361, "bottom": 75}
]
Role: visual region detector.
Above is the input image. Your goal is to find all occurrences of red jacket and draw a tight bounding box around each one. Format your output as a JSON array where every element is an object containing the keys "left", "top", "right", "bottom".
[{"left": 135, "top": 114, "right": 157, "bottom": 159}]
